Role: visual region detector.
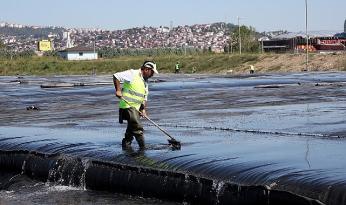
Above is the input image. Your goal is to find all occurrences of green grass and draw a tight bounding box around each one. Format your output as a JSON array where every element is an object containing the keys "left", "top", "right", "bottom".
[
  {"left": 3, "top": 52, "right": 344, "bottom": 76},
  {"left": 0, "top": 54, "right": 261, "bottom": 76}
]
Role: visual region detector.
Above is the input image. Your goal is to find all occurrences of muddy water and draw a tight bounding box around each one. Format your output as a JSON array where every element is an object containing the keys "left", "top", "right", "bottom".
[{"left": 1, "top": 72, "right": 346, "bottom": 204}]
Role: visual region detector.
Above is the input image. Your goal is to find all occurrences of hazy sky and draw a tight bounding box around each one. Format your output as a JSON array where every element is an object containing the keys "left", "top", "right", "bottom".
[{"left": 1, "top": 0, "right": 345, "bottom": 32}]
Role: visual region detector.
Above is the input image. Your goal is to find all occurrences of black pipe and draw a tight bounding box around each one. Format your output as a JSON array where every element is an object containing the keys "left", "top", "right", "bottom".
[{"left": 0, "top": 150, "right": 324, "bottom": 205}]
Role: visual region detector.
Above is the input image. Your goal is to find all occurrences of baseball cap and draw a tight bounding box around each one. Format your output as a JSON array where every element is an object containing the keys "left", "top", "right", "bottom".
[{"left": 142, "top": 61, "right": 158, "bottom": 74}]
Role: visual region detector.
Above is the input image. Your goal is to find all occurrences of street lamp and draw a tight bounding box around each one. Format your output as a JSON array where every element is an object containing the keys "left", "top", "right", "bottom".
[{"left": 305, "top": 0, "right": 308, "bottom": 71}]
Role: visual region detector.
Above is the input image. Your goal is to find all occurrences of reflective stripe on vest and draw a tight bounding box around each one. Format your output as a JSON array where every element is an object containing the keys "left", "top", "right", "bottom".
[
  {"left": 119, "top": 72, "right": 147, "bottom": 110},
  {"left": 122, "top": 88, "right": 145, "bottom": 98}
]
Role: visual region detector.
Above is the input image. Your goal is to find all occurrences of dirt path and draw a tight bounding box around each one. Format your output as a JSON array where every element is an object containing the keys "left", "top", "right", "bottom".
[{"left": 238, "top": 53, "right": 346, "bottom": 73}]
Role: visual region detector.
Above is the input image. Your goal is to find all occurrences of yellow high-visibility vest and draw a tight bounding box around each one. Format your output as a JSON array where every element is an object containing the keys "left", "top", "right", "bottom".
[{"left": 119, "top": 72, "right": 147, "bottom": 110}]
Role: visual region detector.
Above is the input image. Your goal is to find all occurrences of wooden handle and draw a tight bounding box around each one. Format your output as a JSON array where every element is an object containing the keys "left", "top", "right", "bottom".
[{"left": 120, "top": 97, "right": 176, "bottom": 140}]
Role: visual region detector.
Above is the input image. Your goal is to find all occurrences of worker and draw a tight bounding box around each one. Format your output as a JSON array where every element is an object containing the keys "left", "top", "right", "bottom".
[
  {"left": 175, "top": 62, "right": 180, "bottom": 73},
  {"left": 250, "top": 65, "right": 255, "bottom": 74},
  {"left": 113, "top": 61, "right": 158, "bottom": 149}
]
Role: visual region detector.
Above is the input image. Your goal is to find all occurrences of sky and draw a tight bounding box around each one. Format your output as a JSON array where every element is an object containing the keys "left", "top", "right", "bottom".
[{"left": 1, "top": 0, "right": 345, "bottom": 32}]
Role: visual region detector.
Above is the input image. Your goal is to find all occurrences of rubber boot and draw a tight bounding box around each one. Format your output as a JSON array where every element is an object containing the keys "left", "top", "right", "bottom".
[
  {"left": 135, "top": 135, "right": 145, "bottom": 149},
  {"left": 122, "top": 133, "right": 133, "bottom": 149}
]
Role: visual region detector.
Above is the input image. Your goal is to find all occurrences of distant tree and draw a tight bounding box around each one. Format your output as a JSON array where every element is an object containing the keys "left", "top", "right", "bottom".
[
  {"left": 0, "top": 41, "right": 9, "bottom": 58},
  {"left": 43, "top": 50, "right": 59, "bottom": 57},
  {"left": 229, "top": 25, "right": 259, "bottom": 53},
  {"left": 0, "top": 40, "right": 5, "bottom": 49},
  {"left": 15, "top": 50, "right": 35, "bottom": 58},
  {"left": 98, "top": 47, "right": 203, "bottom": 58}
]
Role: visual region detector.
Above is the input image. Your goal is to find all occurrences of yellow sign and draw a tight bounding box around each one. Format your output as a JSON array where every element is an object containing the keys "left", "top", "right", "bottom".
[{"left": 38, "top": 40, "right": 52, "bottom": 51}]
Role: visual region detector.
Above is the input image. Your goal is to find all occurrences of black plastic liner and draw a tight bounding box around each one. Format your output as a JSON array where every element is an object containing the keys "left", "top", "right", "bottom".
[{"left": 0, "top": 150, "right": 324, "bottom": 205}]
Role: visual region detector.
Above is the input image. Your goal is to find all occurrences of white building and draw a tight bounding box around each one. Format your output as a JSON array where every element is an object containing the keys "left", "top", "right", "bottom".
[{"left": 59, "top": 47, "right": 98, "bottom": 61}]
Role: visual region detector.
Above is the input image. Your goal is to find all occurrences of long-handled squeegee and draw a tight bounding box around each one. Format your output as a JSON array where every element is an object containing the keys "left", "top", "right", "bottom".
[{"left": 121, "top": 98, "right": 181, "bottom": 150}]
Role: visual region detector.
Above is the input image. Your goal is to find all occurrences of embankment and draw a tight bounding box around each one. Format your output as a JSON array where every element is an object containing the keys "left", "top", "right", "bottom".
[{"left": 0, "top": 53, "right": 345, "bottom": 76}]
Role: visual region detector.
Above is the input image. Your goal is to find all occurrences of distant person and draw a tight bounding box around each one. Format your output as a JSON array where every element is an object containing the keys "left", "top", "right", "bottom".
[
  {"left": 250, "top": 65, "right": 255, "bottom": 74},
  {"left": 113, "top": 61, "right": 158, "bottom": 149},
  {"left": 175, "top": 62, "right": 180, "bottom": 73}
]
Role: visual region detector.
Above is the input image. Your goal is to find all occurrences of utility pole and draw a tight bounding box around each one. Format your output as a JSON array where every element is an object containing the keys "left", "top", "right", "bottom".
[
  {"left": 305, "top": 0, "right": 308, "bottom": 71},
  {"left": 184, "top": 43, "right": 187, "bottom": 55},
  {"left": 237, "top": 16, "right": 242, "bottom": 55},
  {"left": 223, "top": 21, "right": 229, "bottom": 55},
  {"left": 261, "top": 40, "right": 264, "bottom": 53},
  {"left": 93, "top": 39, "right": 96, "bottom": 59},
  {"left": 230, "top": 34, "right": 233, "bottom": 54}
]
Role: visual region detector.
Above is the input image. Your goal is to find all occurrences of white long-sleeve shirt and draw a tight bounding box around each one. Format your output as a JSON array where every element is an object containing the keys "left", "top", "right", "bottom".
[{"left": 113, "top": 69, "right": 149, "bottom": 101}]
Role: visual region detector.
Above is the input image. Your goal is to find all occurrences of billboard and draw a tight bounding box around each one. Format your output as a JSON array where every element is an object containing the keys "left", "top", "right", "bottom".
[{"left": 38, "top": 40, "right": 52, "bottom": 51}]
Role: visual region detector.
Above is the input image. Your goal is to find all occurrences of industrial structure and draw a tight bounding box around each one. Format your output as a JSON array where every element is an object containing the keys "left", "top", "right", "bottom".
[
  {"left": 261, "top": 19, "right": 346, "bottom": 53},
  {"left": 262, "top": 36, "right": 346, "bottom": 53}
]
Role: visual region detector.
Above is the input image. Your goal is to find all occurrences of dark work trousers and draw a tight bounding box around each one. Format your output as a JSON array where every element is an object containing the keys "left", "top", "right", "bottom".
[{"left": 119, "top": 107, "right": 145, "bottom": 148}]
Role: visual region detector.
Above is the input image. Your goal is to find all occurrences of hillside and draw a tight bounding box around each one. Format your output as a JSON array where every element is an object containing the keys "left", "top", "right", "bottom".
[{"left": 0, "top": 22, "right": 239, "bottom": 52}]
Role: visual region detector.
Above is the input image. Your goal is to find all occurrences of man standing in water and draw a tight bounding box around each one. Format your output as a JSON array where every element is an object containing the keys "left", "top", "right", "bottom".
[{"left": 113, "top": 61, "right": 158, "bottom": 149}]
